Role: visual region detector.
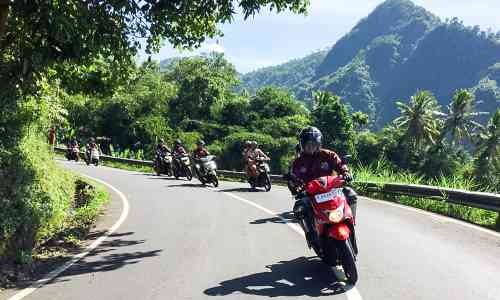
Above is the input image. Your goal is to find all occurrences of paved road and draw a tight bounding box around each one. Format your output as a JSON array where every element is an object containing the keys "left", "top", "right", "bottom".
[{"left": 7, "top": 162, "right": 500, "bottom": 300}]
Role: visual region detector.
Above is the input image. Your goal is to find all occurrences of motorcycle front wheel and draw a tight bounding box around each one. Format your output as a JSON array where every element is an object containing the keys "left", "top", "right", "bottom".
[
  {"left": 211, "top": 175, "right": 219, "bottom": 187},
  {"left": 185, "top": 166, "right": 193, "bottom": 181},
  {"left": 337, "top": 239, "right": 358, "bottom": 285},
  {"left": 264, "top": 174, "right": 272, "bottom": 192}
]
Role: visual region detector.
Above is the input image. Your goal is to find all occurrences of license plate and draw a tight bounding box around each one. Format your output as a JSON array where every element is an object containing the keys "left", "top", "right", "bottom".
[{"left": 314, "top": 188, "right": 344, "bottom": 203}]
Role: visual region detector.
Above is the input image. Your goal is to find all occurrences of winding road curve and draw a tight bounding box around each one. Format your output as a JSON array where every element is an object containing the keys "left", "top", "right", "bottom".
[{"left": 5, "top": 161, "right": 500, "bottom": 300}]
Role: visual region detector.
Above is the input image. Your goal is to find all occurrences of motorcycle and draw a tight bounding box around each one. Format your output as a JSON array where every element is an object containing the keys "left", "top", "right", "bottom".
[
  {"left": 294, "top": 175, "right": 358, "bottom": 285},
  {"left": 66, "top": 146, "right": 80, "bottom": 162},
  {"left": 173, "top": 154, "right": 193, "bottom": 181},
  {"left": 85, "top": 147, "right": 100, "bottom": 166},
  {"left": 194, "top": 155, "right": 219, "bottom": 187},
  {"left": 248, "top": 157, "right": 272, "bottom": 191},
  {"left": 154, "top": 151, "right": 173, "bottom": 176}
]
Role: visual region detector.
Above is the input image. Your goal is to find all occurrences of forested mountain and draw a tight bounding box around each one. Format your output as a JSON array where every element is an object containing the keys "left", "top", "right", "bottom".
[
  {"left": 239, "top": 49, "right": 329, "bottom": 99},
  {"left": 240, "top": 0, "right": 500, "bottom": 127}
]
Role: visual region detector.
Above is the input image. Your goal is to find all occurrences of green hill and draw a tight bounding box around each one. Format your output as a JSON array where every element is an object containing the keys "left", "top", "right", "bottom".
[
  {"left": 240, "top": 0, "right": 500, "bottom": 127},
  {"left": 239, "top": 49, "right": 329, "bottom": 99}
]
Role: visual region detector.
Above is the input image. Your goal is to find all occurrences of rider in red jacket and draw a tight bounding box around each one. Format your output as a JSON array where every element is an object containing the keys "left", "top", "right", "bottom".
[{"left": 288, "top": 127, "right": 358, "bottom": 249}]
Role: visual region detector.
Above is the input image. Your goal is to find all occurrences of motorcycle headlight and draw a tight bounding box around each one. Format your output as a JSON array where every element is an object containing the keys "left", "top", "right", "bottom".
[
  {"left": 324, "top": 204, "right": 344, "bottom": 223},
  {"left": 206, "top": 161, "right": 217, "bottom": 169}
]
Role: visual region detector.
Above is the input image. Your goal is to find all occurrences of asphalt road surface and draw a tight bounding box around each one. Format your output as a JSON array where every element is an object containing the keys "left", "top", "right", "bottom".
[{"left": 6, "top": 161, "right": 500, "bottom": 300}]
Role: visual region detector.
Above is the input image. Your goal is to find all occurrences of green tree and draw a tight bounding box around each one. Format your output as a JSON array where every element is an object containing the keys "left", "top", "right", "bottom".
[
  {"left": 352, "top": 111, "right": 370, "bottom": 131},
  {"left": 167, "top": 54, "right": 239, "bottom": 124},
  {"left": 311, "top": 91, "right": 356, "bottom": 155},
  {"left": 249, "top": 87, "right": 308, "bottom": 119},
  {"left": 394, "top": 90, "right": 442, "bottom": 150},
  {"left": 441, "top": 89, "right": 486, "bottom": 145},
  {"left": 473, "top": 109, "right": 500, "bottom": 190},
  {"left": 218, "top": 96, "right": 251, "bottom": 126}
]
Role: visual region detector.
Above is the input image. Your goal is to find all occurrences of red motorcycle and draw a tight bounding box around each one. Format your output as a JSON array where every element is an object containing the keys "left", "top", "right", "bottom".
[{"left": 295, "top": 175, "right": 358, "bottom": 284}]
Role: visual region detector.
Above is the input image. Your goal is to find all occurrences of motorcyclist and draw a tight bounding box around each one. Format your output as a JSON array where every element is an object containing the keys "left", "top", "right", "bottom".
[
  {"left": 86, "top": 137, "right": 99, "bottom": 155},
  {"left": 68, "top": 137, "right": 79, "bottom": 149},
  {"left": 193, "top": 140, "right": 210, "bottom": 159},
  {"left": 172, "top": 139, "right": 187, "bottom": 156},
  {"left": 193, "top": 140, "right": 210, "bottom": 176},
  {"left": 156, "top": 138, "right": 171, "bottom": 156},
  {"left": 288, "top": 126, "right": 358, "bottom": 248},
  {"left": 88, "top": 137, "right": 98, "bottom": 150},
  {"left": 246, "top": 141, "right": 270, "bottom": 178}
]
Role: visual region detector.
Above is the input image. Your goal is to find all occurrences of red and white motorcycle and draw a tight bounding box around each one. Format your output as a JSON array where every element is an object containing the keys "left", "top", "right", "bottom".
[{"left": 294, "top": 175, "right": 358, "bottom": 284}]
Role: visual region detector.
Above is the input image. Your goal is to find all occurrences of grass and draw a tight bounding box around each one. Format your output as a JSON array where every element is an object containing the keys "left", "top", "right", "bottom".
[
  {"left": 0, "top": 148, "right": 109, "bottom": 288},
  {"left": 58, "top": 178, "right": 109, "bottom": 245},
  {"left": 353, "top": 160, "right": 499, "bottom": 231},
  {"left": 100, "top": 159, "right": 153, "bottom": 173}
]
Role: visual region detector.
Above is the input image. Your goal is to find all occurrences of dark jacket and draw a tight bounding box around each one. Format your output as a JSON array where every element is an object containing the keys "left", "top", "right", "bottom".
[{"left": 291, "top": 148, "right": 348, "bottom": 184}]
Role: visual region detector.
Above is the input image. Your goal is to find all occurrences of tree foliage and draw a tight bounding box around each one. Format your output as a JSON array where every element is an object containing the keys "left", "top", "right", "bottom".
[
  {"left": 311, "top": 91, "right": 356, "bottom": 156},
  {"left": 394, "top": 90, "right": 442, "bottom": 150}
]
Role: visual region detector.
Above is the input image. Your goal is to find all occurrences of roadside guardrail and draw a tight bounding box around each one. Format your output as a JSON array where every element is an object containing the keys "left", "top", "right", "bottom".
[{"left": 55, "top": 146, "right": 500, "bottom": 218}]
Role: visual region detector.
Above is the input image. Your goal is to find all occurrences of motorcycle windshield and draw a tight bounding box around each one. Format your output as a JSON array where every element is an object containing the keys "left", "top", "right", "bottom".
[{"left": 305, "top": 176, "right": 345, "bottom": 195}]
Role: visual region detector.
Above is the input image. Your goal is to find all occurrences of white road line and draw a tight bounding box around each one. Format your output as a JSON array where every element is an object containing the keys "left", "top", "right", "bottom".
[
  {"left": 212, "top": 187, "right": 364, "bottom": 300},
  {"left": 8, "top": 174, "right": 130, "bottom": 300}
]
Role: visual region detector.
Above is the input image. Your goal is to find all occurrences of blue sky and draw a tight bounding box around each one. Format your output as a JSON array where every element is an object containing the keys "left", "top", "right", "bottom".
[{"left": 139, "top": 0, "right": 500, "bottom": 73}]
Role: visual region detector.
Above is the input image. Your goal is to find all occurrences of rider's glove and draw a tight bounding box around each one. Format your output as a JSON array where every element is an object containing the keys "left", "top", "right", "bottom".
[{"left": 343, "top": 173, "right": 353, "bottom": 183}]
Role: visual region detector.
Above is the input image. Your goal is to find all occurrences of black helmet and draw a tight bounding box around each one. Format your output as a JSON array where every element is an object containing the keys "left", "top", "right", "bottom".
[
  {"left": 299, "top": 126, "right": 322, "bottom": 154},
  {"left": 197, "top": 140, "right": 205, "bottom": 146},
  {"left": 175, "top": 139, "right": 182, "bottom": 146},
  {"left": 159, "top": 138, "right": 165, "bottom": 143}
]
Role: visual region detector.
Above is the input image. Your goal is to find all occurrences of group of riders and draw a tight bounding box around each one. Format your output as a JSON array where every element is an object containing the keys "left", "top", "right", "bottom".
[
  {"left": 67, "top": 126, "right": 358, "bottom": 254},
  {"left": 155, "top": 126, "right": 358, "bottom": 251}
]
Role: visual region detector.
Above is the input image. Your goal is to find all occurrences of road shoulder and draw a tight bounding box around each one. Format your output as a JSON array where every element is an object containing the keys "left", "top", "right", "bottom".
[{"left": 0, "top": 177, "right": 125, "bottom": 300}]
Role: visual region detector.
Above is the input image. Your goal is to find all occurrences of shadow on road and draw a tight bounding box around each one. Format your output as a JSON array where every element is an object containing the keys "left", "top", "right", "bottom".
[
  {"left": 217, "top": 187, "right": 265, "bottom": 193},
  {"left": 250, "top": 211, "right": 298, "bottom": 225},
  {"left": 167, "top": 183, "right": 206, "bottom": 188},
  {"left": 47, "top": 232, "right": 162, "bottom": 285},
  {"left": 142, "top": 175, "right": 178, "bottom": 181},
  {"left": 204, "top": 256, "right": 349, "bottom": 297}
]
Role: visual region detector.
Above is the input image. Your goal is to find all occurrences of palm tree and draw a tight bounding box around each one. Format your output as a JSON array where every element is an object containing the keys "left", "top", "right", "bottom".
[
  {"left": 394, "top": 90, "right": 442, "bottom": 150},
  {"left": 474, "top": 109, "right": 500, "bottom": 189},
  {"left": 442, "top": 89, "right": 486, "bottom": 145},
  {"left": 352, "top": 111, "right": 369, "bottom": 131}
]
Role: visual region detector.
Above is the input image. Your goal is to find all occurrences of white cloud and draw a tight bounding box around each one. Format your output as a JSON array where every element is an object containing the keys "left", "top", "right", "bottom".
[{"left": 201, "top": 42, "right": 225, "bottom": 54}]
